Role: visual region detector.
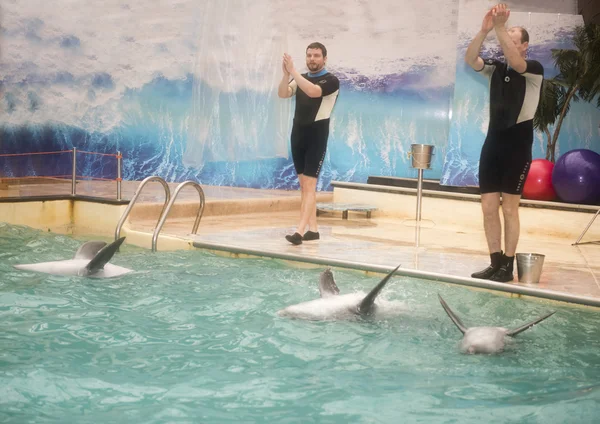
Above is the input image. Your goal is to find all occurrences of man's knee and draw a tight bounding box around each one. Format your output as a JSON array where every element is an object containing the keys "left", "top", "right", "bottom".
[
  {"left": 501, "top": 203, "right": 520, "bottom": 219},
  {"left": 302, "top": 176, "right": 318, "bottom": 192},
  {"left": 482, "top": 204, "right": 499, "bottom": 218},
  {"left": 481, "top": 194, "right": 500, "bottom": 216},
  {"left": 501, "top": 193, "right": 521, "bottom": 218}
]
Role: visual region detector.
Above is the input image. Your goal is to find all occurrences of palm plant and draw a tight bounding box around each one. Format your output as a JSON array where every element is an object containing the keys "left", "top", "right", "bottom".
[{"left": 533, "top": 23, "right": 600, "bottom": 162}]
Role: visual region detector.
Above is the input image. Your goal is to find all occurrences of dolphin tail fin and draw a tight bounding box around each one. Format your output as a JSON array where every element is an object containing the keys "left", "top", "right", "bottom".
[
  {"left": 357, "top": 264, "right": 401, "bottom": 315},
  {"left": 319, "top": 268, "right": 340, "bottom": 298},
  {"left": 74, "top": 241, "right": 108, "bottom": 259},
  {"left": 506, "top": 311, "right": 555, "bottom": 337},
  {"left": 438, "top": 295, "right": 468, "bottom": 334},
  {"left": 84, "top": 237, "right": 126, "bottom": 275}
]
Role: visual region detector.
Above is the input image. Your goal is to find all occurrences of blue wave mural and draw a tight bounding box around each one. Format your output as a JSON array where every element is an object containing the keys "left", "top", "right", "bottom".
[
  {"left": 1, "top": 1, "right": 596, "bottom": 191},
  {"left": 1, "top": 75, "right": 451, "bottom": 190}
]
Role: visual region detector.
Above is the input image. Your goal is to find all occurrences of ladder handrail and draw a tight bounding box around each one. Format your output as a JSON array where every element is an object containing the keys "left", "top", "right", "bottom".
[
  {"left": 114, "top": 176, "right": 171, "bottom": 242},
  {"left": 152, "top": 180, "right": 206, "bottom": 252}
]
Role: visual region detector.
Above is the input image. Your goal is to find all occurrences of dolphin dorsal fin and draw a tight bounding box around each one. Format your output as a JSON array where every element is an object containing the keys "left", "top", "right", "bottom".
[
  {"left": 74, "top": 241, "right": 108, "bottom": 259},
  {"left": 506, "top": 311, "right": 555, "bottom": 337},
  {"left": 357, "top": 264, "right": 401, "bottom": 315},
  {"left": 319, "top": 269, "right": 340, "bottom": 298},
  {"left": 84, "top": 237, "right": 126, "bottom": 275},
  {"left": 438, "top": 295, "right": 468, "bottom": 334}
]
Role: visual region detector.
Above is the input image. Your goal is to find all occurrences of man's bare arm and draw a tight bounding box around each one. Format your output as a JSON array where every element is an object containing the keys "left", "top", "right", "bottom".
[
  {"left": 278, "top": 57, "right": 293, "bottom": 98},
  {"left": 278, "top": 74, "right": 292, "bottom": 98},
  {"left": 465, "top": 31, "right": 488, "bottom": 71},
  {"left": 465, "top": 8, "right": 495, "bottom": 71},
  {"left": 494, "top": 26, "right": 527, "bottom": 73},
  {"left": 283, "top": 53, "right": 322, "bottom": 98},
  {"left": 492, "top": 4, "right": 527, "bottom": 73}
]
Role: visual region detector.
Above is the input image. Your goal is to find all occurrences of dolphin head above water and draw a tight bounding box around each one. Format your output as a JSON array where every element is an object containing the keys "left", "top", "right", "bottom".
[
  {"left": 13, "top": 237, "right": 132, "bottom": 278},
  {"left": 277, "top": 264, "right": 402, "bottom": 321},
  {"left": 438, "top": 294, "right": 555, "bottom": 354}
]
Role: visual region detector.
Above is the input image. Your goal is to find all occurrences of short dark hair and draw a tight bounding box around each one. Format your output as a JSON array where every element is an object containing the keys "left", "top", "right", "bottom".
[
  {"left": 306, "top": 42, "right": 327, "bottom": 57},
  {"left": 517, "top": 27, "right": 529, "bottom": 43}
]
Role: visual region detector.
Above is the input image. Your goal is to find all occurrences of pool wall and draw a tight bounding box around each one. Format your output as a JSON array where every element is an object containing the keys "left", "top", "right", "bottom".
[{"left": 0, "top": 198, "right": 193, "bottom": 251}]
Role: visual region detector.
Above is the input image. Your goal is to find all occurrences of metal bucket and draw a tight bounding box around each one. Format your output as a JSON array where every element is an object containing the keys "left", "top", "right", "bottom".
[
  {"left": 516, "top": 253, "right": 545, "bottom": 284},
  {"left": 409, "top": 144, "right": 434, "bottom": 169}
]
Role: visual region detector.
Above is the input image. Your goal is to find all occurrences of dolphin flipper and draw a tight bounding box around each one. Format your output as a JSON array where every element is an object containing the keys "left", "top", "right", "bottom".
[
  {"left": 74, "top": 241, "right": 108, "bottom": 259},
  {"left": 506, "top": 311, "right": 556, "bottom": 337},
  {"left": 319, "top": 269, "right": 340, "bottom": 298},
  {"left": 84, "top": 237, "right": 126, "bottom": 276},
  {"left": 438, "top": 295, "right": 468, "bottom": 335},
  {"left": 357, "top": 264, "right": 401, "bottom": 315}
]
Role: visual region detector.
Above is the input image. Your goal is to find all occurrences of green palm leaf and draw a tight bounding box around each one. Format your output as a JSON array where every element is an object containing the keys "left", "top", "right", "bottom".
[
  {"left": 541, "top": 23, "right": 600, "bottom": 161},
  {"left": 534, "top": 79, "right": 561, "bottom": 131}
]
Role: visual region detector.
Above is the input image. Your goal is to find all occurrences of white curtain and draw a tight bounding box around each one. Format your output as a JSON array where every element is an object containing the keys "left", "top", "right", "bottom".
[{"left": 185, "top": 0, "right": 290, "bottom": 168}]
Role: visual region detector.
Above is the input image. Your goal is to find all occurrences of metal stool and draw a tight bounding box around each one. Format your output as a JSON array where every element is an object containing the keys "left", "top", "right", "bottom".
[{"left": 573, "top": 208, "right": 600, "bottom": 245}]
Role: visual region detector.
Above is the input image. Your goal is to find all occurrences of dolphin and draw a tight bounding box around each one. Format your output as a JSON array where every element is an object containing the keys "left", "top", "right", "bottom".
[
  {"left": 277, "top": 264, "right": 402, "bottom": 321},
  {"left": 13, "top": 237, "right": 132, "bottom": 278},
  {"left": 438, "top": 294, "right": 555, "bottom": 354}
]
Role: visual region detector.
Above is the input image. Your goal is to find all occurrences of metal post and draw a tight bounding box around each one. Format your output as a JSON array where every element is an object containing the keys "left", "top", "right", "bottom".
[
  {"left": 414, "top": 224, "right": 421, "bottom": 249},
  {"left": 71, "top": 147, "right": 77, "bottom": 196},
  {"left": 117, "top": 151, "right": 122, "bottom": 201},
  {"left": 415, "top": 168, "right": 424, "bottom": 222},
  {"left": 403, "top": 144, "right": 434, "bottom": 229}
]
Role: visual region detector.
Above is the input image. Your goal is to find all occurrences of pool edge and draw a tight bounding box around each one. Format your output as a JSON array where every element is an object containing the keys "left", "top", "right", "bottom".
[{"left": 192, "top": 240, "right": 600, "bottom": 309}]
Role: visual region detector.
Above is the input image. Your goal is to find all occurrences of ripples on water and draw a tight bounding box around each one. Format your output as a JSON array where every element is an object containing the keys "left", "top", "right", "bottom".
[{"left": 1, "top": 224, "right": 599, "bottom": 423}]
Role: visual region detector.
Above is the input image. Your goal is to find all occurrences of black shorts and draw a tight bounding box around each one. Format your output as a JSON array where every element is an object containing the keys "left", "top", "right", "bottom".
[
  {"left": 291, "top": 120, "right": 329, "bottom": 178},
  {"left": 479, "top": 122, "right": 533, "bottom": 195}
]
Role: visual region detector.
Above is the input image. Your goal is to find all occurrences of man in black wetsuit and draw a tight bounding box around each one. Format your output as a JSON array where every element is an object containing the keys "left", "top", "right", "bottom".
[
  {"left": 465, "top": 4, "right": 543, "bottom": 282},
  {"left": 278, "top": 42, "right": 340, "bottom": 245}
]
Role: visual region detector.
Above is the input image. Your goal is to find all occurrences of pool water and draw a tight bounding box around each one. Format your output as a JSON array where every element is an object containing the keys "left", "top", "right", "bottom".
[{"left": 1, "top": 223, "right": 599, "bottom": 423}]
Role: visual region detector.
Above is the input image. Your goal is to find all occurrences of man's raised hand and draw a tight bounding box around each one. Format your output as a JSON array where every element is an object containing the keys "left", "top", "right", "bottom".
[{"left": 492, "top": 3, "right": 510, "bottom": 27}]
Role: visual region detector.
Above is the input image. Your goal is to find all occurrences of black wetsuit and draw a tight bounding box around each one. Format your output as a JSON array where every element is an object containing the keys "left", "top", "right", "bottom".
[
  {"left": 289, "top": 70, "right": 340, "bottom": 178},
  {"left": 476, "top": 58, "right": 544, "bottom": 194}
]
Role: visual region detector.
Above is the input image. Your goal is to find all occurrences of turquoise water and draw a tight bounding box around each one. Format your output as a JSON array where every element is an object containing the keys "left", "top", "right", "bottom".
[{"left": 1, "top": 224, "right": 599, "bottom": 423}]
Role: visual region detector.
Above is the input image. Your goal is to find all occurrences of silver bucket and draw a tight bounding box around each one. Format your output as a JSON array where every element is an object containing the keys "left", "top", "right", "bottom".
[
  {"left": 409, "top": 144, "right": 434, "bottom": 169},
  {"left": 516, "top": 253, "right": 545, "bottom": 284}
]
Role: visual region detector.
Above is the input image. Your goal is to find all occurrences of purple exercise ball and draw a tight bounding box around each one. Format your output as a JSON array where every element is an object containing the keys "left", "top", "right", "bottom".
[{"left": 552, "top": 149, "right": 600, "bottom": 204}]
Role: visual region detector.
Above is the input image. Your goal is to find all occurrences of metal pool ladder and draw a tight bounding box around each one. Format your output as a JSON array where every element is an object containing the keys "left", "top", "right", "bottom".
[
  {"left": 152, "top": 180, "right": 205, "bottom": 252},
  {"left": 114, "top": 177, "right": 205, "bottom": 252}
]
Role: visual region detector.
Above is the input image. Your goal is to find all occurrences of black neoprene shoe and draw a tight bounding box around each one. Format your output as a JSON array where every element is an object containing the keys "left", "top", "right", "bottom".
[
  {"left": 471, "top": 251, "right": 503, "bottom": 279},
  {"left": 471, "top": 264, "right": 500, "bottom": 279},
  {"left": 489, "top": 265, "right": 514, "bottom": 283},
  {"left": 302, "top": 231, "right": 320, "bottom": 241},
  {"left": 285, "top": 232, "right": 303, "bottom": 245}
]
